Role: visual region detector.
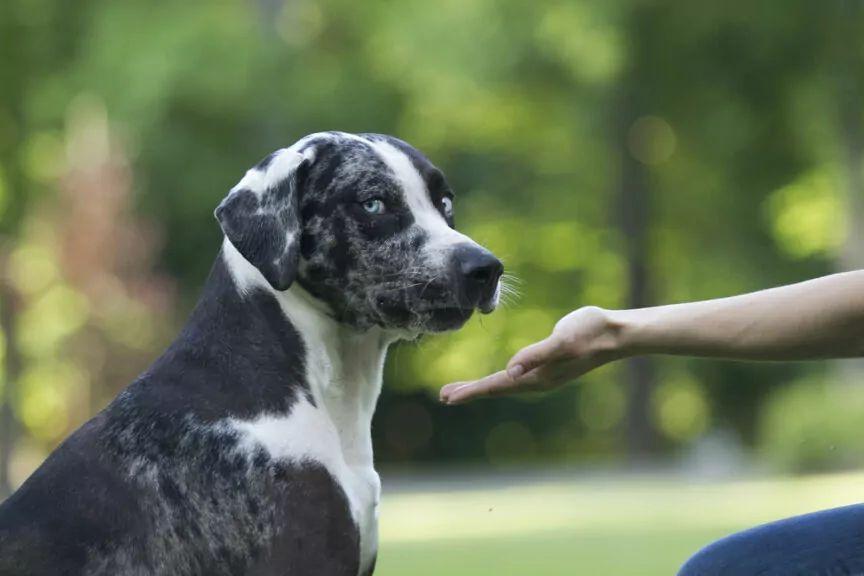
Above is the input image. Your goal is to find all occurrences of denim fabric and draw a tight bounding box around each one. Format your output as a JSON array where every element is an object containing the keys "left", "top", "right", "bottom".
[{"left": 678, "top": 505, "right": 864, "bottom": 576}]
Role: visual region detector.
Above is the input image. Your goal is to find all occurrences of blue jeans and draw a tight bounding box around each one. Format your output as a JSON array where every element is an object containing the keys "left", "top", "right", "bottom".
[{"left": 678, "top": 505, "right": 864, "bottom": 575}]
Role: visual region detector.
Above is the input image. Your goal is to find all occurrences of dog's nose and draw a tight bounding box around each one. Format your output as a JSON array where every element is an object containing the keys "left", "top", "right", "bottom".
[
  {"left": 451, "top": 244, "right": 503, "bottom": 308},
  {"left": 460, "top": 250, "right": 503, "bottom": 286}
]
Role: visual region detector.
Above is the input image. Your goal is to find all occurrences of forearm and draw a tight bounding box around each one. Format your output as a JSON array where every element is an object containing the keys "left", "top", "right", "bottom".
[{"left": 612, "top": 271, "right": 864, "bottom": 361}]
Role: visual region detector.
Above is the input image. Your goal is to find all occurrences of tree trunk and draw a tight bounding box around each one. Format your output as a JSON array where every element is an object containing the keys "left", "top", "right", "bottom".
[
  {"left": 617, "top": 88, "right": 660, "bottom": 459},
  {"left": 838, "top": 70, "right": 864, "bottom": 271},
  {"left": 0, "top": 3, "right": 29, "bottom": 498},
  {"left": 0, "top": 258, "right": 22, "bottom": 498},
  {"left": 835, "top": 0, "right": 864, "bottom": 385}
]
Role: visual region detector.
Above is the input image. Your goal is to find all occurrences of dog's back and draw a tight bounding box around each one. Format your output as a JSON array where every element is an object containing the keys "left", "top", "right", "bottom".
[{"left": 0, "top": 418, "right": 126, "bottom": 575}]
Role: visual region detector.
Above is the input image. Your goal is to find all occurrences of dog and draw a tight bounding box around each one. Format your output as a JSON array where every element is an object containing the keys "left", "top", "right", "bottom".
[{"left": 0, "top": 132, "right": 503, "bottom": 576}]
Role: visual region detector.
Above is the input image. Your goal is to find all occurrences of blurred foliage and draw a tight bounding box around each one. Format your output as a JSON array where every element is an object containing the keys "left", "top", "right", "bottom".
[
  {"left": 759, "top": 375, "right": 864, "bottom": 473},
  {"left": 1, "top": 0, "right": 864, "bottom": 485},
  {"left": 767, "top": 168, "right": 846, "bottom": 259}
]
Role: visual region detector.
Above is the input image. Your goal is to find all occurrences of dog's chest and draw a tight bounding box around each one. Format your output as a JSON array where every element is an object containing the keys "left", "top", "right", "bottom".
[
  {"left": 340, "top": 458, "right": 381, "bottom": 575},
  {"left": 231, "top": 397, "right": 380, "bottom": 575}
]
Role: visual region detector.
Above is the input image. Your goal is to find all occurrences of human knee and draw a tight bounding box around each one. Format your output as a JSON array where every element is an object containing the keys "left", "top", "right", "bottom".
[{"left": 676, "top": 543, "right": 725, "bottom": 576}]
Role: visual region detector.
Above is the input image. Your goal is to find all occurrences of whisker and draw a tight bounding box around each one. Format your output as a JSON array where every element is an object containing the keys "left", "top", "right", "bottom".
[
  {"left": 496, "top": 272, "right": 523, "bottom": 308},
  {"left": 418, "top": 273, "right": 441, "bottom": 300},
  {"left": 501, "top": 272, "right": 524, "bottom": 285}
]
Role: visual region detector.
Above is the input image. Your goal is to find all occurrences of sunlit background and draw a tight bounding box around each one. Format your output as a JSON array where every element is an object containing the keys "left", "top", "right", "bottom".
[{"left": 2, "top": 1, "right": 864, "bottom": 574}]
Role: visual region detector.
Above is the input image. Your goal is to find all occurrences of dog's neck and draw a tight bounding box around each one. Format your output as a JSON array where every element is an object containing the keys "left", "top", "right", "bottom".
[{"left": 221, "top": 238, "right": 396, "bottom": 465}]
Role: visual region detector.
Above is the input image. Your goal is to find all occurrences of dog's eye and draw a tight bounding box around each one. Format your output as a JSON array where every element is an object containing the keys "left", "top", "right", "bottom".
[
  {"left": 441, "top": 196, "right": 454, "bottom": 218},
  {"left": 361, "top": 198, "right": 386, "bottom": 215}
]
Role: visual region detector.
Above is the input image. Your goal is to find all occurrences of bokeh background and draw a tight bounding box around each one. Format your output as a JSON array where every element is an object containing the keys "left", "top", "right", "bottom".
[{"left": 2, "top": 0, "right": 864, "bottom": 574}]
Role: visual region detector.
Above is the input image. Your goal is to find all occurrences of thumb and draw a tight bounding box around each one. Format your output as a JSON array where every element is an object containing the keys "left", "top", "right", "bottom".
[{"left": 506, "top": 336, "right": 565, "bottom": 380}]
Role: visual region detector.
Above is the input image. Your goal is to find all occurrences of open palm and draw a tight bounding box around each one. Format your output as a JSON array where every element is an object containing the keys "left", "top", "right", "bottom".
[{"left": 440, "top": 306, "right": 622, "bottom": 404}]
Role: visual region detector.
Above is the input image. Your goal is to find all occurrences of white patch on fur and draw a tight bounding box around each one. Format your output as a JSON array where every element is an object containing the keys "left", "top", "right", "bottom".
[
  {"left": 222, "top": 238, "right": 259, "bottom": 294},
  {"left": 362, "top": 137, "right": 502, "bottom": 310},
  {"left": 363, "top": 139, "right": 474, "bottom": 266},
  {"left": 229, "top": 397, "right": 380, "bottom": 569},
  {"left": 223, "top": 238, "right": 384, "bottom": 576},
  {"left": 231, "top": 135, "right": 320, "bottom": 199},
  {"left": 230, "top": 400, "right": 336, "bottom": 464}
]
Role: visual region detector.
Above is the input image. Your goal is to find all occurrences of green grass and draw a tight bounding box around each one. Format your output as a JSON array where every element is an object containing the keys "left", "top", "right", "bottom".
[{"left": 375, "top": 470, "right": 864, "bottom": 575}]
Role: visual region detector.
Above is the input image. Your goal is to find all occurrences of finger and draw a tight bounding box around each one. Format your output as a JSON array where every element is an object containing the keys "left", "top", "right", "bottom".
[
  {"left": 506, "top": 336, "right": 566, "bottom": 380},
  {"left": 443, "top": 370, "right": 522, "bottom": 404},
  {"left": 440, "top": 371, "right": 511, "bottom": 403},
  {"left": 439, "top": 381, "right": 468, "bottom": 403}
]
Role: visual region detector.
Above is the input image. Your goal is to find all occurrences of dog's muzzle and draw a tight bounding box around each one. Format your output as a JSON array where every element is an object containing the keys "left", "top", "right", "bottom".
[{"left": 450, "top": 243, "right": 503, "bottom": 314}]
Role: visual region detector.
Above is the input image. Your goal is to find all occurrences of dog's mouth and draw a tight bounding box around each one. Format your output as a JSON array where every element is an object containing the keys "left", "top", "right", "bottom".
[
  {"left": 422, "top": 305, "right": 475, "bottom": 332},
  {"left": 424, "top": 288, "right": 500, "bottom": 331},
  {"left": 390, "top": 287, "right": 500, "bottom": 332},
  {"left": 478, "top": 280, "right": 501, "bottom": 315},
  {"left": 374, "top": 298, "right": 473, "bottom": 332},
  {"left": 371, "top": 273, "right": 501, "bottom": 332}
]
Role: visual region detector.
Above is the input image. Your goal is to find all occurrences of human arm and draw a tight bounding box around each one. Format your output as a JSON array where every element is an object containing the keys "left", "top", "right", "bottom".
[{"left": 439, "top": 271, "right": 864, "bottom": 404}]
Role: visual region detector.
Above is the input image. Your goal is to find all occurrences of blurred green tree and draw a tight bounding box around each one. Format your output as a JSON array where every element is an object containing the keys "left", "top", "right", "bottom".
[{"left": 1, "top": 0, "right": 862, "bottom": 486}]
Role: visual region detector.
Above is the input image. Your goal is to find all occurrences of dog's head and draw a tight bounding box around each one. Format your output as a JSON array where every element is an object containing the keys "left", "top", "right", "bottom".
[{"left": 216, "top": 132, "right": 503, "bottom": 333}]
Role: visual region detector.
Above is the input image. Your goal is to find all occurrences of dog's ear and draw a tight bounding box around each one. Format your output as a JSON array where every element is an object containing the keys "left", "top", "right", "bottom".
[{"left": 215, "top": 149, "right": 311, "bottom": 291}]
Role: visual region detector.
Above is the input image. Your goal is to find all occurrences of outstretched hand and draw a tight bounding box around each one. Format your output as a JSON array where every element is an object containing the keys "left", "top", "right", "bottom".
[{"left": 439, "top": 306, "right": 626, "bottom": 404}]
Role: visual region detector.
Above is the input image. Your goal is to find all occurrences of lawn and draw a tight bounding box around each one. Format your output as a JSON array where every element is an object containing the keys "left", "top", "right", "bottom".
[{"left": 375, "top": 470, "right": 864, "bottom": 575}]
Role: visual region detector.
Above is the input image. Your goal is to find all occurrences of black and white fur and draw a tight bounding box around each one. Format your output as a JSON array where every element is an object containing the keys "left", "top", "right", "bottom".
[{"left": 0, "top": 132, "right": 503, "bottom": 576}]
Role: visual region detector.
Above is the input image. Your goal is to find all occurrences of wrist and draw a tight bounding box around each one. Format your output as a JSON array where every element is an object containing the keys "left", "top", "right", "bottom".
[{"left": 602, "top": 308, "right": 645, "bottom": 358}]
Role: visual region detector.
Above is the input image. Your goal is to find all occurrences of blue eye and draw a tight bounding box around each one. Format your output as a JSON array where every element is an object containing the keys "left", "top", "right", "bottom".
[
  {"left": 441, "top": 196, "right": 454, "bottom": 218},
  {"left": 361, "top": 198, "right": 386, "bottom": 215}
]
